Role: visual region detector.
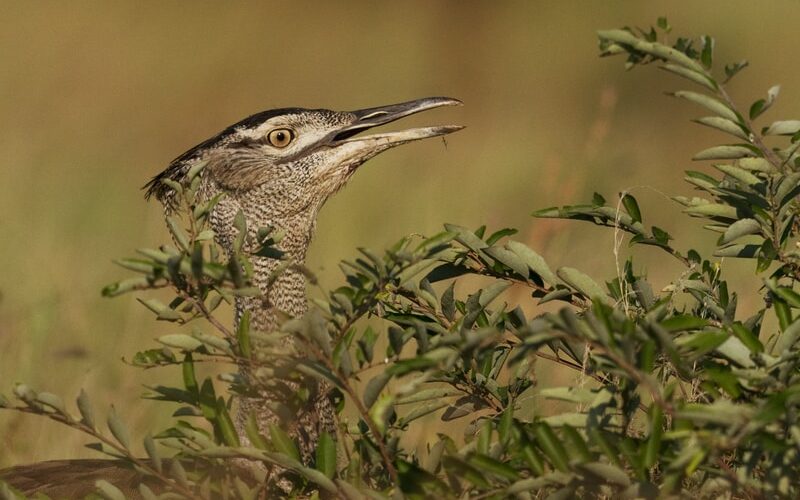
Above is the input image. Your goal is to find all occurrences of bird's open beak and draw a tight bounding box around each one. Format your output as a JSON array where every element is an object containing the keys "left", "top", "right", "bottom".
[{"left": 331, "top": 97, "right": 464, "bottom": 146}]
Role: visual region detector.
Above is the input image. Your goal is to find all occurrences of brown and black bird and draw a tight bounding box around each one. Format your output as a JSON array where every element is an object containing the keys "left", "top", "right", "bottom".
[{"left": 1, "top": 97, "right": 462, "bottom": 497}]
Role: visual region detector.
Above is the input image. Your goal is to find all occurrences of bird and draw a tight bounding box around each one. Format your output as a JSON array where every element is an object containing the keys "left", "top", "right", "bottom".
[{"left": 0, "top": 97, "right": 463, "bottom": 497}]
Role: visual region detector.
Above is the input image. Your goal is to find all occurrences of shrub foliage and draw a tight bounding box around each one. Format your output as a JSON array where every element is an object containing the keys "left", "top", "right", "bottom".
[{"left": 4, "top": 19, "right": 800, "bottom": 499}]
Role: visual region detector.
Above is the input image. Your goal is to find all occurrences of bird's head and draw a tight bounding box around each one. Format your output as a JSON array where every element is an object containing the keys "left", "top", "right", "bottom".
[{"left": 145, "top": 97, "right": 463, "bottom": 222}]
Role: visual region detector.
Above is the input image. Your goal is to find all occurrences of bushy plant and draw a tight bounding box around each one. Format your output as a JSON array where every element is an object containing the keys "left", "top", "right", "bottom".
[{"left": 4, "top": 19, "right": 800, "bottom": 499}]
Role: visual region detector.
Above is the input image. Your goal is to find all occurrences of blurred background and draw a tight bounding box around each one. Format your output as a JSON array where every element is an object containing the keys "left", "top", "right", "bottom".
[{"left": 2, "top": 1, "right": 800, "bottom": 466}]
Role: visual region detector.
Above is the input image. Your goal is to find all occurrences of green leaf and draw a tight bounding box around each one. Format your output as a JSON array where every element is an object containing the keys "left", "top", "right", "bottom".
[
  {"left": 107, "top": 406, "right": 130, "bottom": 449},
  {"left": 315, "top": 432, "right": 336, "bottom": 479},
  {"left": 245, "top": 412, "right": 268, "bottom": 450},
  {"left": 750, "top": 85, "right": 780, "bottom": 120},
  {"left": 672, "top": 91, "right": 739, "bottom": 123},
  {"left": 534, "top": 422, "right": 570, "bottom": 472},
  {"left": 577, "top": 462, "right": 631, "bottom": 486},
  {"left": 562, "top": 425, "right": 591, "bottom": 463},
  {"left": 477, "top": 420, "right": 491, "bottom": 454},
  {"left": 684, "top": 203, "right": 738, "bottom": 219},
  {"left": 166, "top": 216, "right": 190, "bottom": 252},
  {"left": 469, "top": 454, "right": 519, "bottom": 481},
  {"left": 716, "top": 164, "right": 763, "bottom": 186},
  {"left": 713, "top": 243, "right": 760, "bottom": 258},
  {"left": 170, "top": 460, "right": 189, "bottom": 488},
  {"left": 95, "top": 480, "right": 126, "bottom": 500},
  {"left": 700, "top": 35, "right": 714, "bottom": 68},
  {"left": 307, "top": 309, "right": 333, "bottom": 357},
  {"left": 588, "top": 428, "right": 621, "bottom": 467},
  {"left": 77, "top": 389, "right": 95, "bottom": 429},
  {"left": 186, "top": 159, "right": 208, "bottom": 182},
  {"left": 521, "top": 444, "right": 546, "bottom": 476},
  {"left": 720, "top": 218, "right": 761, "bottom": 244},
  {"left": 137, "top": 298, "right": 181, "bottom": 322},
  {"left": 441, "top": 396, "right": 483, "bottom": 421},
  {"left": 692, "top": 145, "right": 756, "bottom": 161},
  {"left": 597, "top": 29, "right": 706, "bottom": 73},
  {"left": 737, "top": 157, "right": 775, "bottom": 172},
  {"left": 693, "top": 116, "right": 749, "bottom": 140},
  {"left": 369, "top": 393, "right": 394, "bottom": 434},
  {"left": 441, "top": 282, "right": 456, "bottom": 321},
  {"left": 499, "top": 407, "right": 513, "bottom": 445},
  {"left": 557, "top": 267, "right": 610, "bottom": 303},
  {"left": 138, "top": 484, "right": 158, "bottom": 500},
  {"left": 397, "top": 259, "right": 437, "bottom": 287},
  {"left": 363, "top": 372, "right": 391, "bottom": 409},
  {"left": 507, "top": 241, "right": 557, "bottom": 284},
  {"left": 215, "top": 397, "right": 240, "bottom": 447},
  {"left": 775, "top": 298, "right": 792, "bottom": 331},
  {"left": 731, "top": 322, "right": 763, "bottom": 353},
  {"left": 181, "top": 354, "right": 198, "bottom": 396},
  {"left": 113, "top": 258, "right": 156, "bottom": 274},
  {"left": 396, "top": 387, "right": 460, "bottom": 405},
  {"left": 538, "top": 287, "right": 574, "bottom": 304},
  {"left": 336, "top": 479, "right": 364, "bottom": 499},
  {"left": 773, "top": 286, "right": 800, "bottom": 308},
  {"left": 478, "top": 280, "right": 511, "bottom": 307},
  {"left": 776, "top": 318, "right": 800, "bottom": 353},
  {"left": 399, "top": 400, "right": 449, "bottom": 426},
  {"left": 621, "top": 193, "right": 642, "bottom": 224},
  {"left": 158, "top": 334, "right": 202, "bottom": 351},
  {"left": 36, "top": 392, "right": 66, "bottom": 414},
  {"left": 776, "top": 172, "right": 800, "bottom": 204},
  {"left": 642, "top": 404, "right": 663, "bottom": 468},
  {"left": 660, "top": 64, "right": 715, "bottom": 91},
  {"left": 295, "top": 465, "right": 338, "bottom": 493},
  {"left": 231, "top": 211, "right": 247, "bottom": 255},
  {"left": 678, "top": 330, "right": 728, "bottom": 353},
  {"left": 724, "top": 60, "right": 748, "bottom": 82},
  {"left": 764, "top": 120, "right": 800, "bottom": 136},
  {"left": 660, "top": 315, "right": 710, "bottom": 332},
  {"left": 198, "top": 378, "right": 218, "bottom": 422},
  {"left": 444, "top": 223, "right": 488, "bottom": 251},
  {"left": 237, "top": 310, "right": 252, "bottom": 358},
  {"left": 592, "top": 192, "right": 606, "bottom": 206},
  {"left": 442, "top": 456, "right": 490, "bottom": 488},
  {"left": 486, "top": 227, "right": 518, "bottom": 246},
  {"left": 716, "top": 336, "right": 757, "bottom": 368},
  {"left": 483, "top": 246, "right": 529, "bottom": 277},
  {"left": 143, "top": 434, "right": 162, "bottom": 473},
  {"left": 269, "top": 423, "right": 301, "bottom": 462},
  {"left": 539, "top": 387, "right": 597, "bottom": 404}
]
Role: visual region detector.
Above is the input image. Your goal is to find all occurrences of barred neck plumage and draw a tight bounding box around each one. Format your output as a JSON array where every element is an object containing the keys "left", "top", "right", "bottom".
[{"left": 208, "top": 188, "right": 328, "bottom": 462}]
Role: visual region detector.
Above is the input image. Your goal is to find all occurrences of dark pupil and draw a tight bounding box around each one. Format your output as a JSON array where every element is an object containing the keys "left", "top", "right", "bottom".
[{"left": 276, "top": 132, "right": 285, "bottom": 142}]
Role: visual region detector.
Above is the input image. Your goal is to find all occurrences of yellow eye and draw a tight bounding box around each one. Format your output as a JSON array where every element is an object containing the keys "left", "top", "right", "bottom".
[{"left": 267, "top": 128, "right": 294, "bottom": 148}]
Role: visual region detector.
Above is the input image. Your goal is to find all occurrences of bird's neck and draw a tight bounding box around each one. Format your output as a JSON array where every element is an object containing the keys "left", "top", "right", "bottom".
[{"left": 236, "top": 209, "right": 316, "bottom": 334}]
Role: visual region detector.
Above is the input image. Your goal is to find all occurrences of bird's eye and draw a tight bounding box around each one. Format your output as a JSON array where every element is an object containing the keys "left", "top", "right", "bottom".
[{"left": 267, "top": 128, "right": 294, "bottom": 148}]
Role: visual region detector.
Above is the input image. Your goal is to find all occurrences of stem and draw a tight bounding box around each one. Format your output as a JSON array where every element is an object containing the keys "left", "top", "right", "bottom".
[
  {"left": 716, "top": 85, "right": 785, "bottom": 172},
  {"left": 179, "top": 290, "right": 234, "bottom": 338},
  {"left": 715, "top": 83, "right": 800, "bottom": 275}
]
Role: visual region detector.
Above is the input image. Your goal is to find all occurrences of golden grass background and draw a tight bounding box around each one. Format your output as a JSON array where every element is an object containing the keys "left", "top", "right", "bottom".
[{"left": 2, "top": 1, "right": 800, "bottom": 466}]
